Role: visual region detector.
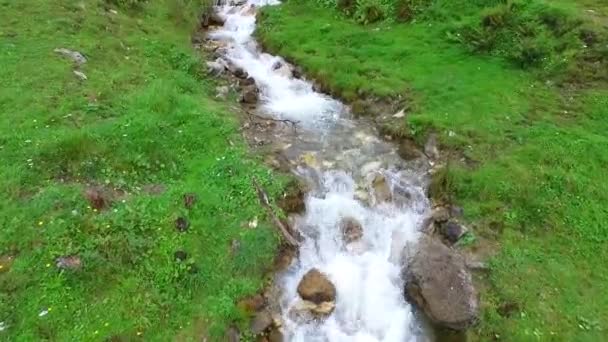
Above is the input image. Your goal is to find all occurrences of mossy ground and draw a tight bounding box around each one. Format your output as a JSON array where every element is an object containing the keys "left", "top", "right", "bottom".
[
  {"left": 0, "top": 0, "right": 286, "bottom": 340},
  {"left": 258, "top": 1, "right": 608, "bottom": 340}
]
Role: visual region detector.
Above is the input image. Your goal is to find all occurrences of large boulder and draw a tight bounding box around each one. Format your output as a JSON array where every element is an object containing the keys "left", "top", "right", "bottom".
[
  {"left": 297, "top": 269, "right": 336, "bottom": 304},
  {"left": 403, "top": 236, "right": 479, "bottom": 331}
]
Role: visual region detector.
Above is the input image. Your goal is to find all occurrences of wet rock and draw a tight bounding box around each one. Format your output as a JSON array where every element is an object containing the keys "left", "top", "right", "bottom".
[
  {"left": 431, "top": 206, "right": 450, "bottom": 223},
  {"left": 340, "top": 217, "right": 363, "bottom": 243},
  {"left": 268, "top": 328, "right": 283, "bottom": 342},
  {"left": 54, "top": 48, "right": 87, "bottom": 65},
  {"left": 239, "top": 76, "right": 255, "bottom": 87},
  {"left": 207, "top": 59, "right": 226, "bottom": 75},
  {"left": 371, "top": 173, "right": 392, "bottom": 203},
  {"left": 250, "top": 310, "right": 273, "bottom": 334},
  {"left": 209, "top": 12, "right": 225, "bottom": 26},
  {"left": 273, "top": 63, "right": 292, "bottom": 78},
  {"left": 175, "top": 217, "right": 190, "bottom": 232},
  {"left": 55, "top": 255, "right": 82, "bottom": 270},
  {"left": 288, "top": 300, "right": 335, "bottom": 323},
  {"left": 278, "top": 183, "right": 306, "bottom": 214},
  {"left": 274, "top": 245, "right": 296, "bottom": 270},
  {"left": 397, "top": 139, "right": 423, "bottom": 160},
  {"left": 84, "top": 186, "right": 109, "bottom": 210},
  {"left": 241, "top": 84, "right": 259, "bottom": 104},
  {"left": 174, "top": 250, "right": 188, "bottom": 261},
  {"left": 297, "top": 268, "right": 336, "bottom": 304},
  {"left": 183, "top": 192, "right": 197, "bottom": 209},
  {"left": 440, "top": 220, "right": 468, "bottom": 244},
  {"left": 424, "top": 133, "right": 440, "bottom": 160},
  {"left": 403, "top": 236, "right": 479, "bottom": 330},
  {"left": 360, "top": 160, "right": 382, "bottom": 176}
]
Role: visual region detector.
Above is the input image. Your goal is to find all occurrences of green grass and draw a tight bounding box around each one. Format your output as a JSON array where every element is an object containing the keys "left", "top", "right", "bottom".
[
  {"left": 258, "top": 1, "right": 608, "bottom": 340},
  {"left": 0, "top": 0, "right": 286, "bottom": 340}
]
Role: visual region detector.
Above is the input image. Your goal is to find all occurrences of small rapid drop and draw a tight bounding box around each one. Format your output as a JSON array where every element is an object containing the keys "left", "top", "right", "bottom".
[{"left": 208, "top": 1, "right": 432, "bottom": 340}]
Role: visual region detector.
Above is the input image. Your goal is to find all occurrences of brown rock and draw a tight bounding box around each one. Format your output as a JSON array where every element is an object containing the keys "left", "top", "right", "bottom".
[
  {"left": 340, "top": 217, "right": 363, "bottom": 243},
  {"left": 397, "top": 139, "right": 423, "bottom": 160},
  {"left": 268, "top": 328, "right": 283, "bottom": 342},
  {"left": 371, "top": 173, "right": 392, "bottom": 203},
  {"left": 297, "top": 269, "right": 336, "bottom": 304},
  {"left": 278, "top": 183, "right": 306, "bottom": 214},
  {"left": 403, "top": 236, "right": 479, "bottom": 330},
  {"left": 238, "top": 294, "right": 265, "bottom": 312}
]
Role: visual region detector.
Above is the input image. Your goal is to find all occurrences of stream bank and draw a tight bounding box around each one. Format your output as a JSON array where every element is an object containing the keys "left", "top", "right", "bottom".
[{"left": 198, "top": 0, "right": 482, "bottom": 341}]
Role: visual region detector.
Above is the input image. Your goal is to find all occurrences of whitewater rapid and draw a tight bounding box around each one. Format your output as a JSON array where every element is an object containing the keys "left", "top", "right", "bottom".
[{"left": 208, "top": 1, "right": 431, "bottom": 341}]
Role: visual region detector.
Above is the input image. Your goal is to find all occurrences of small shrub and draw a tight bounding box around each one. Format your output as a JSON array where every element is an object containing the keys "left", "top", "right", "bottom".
[
  {"left": 354, "top": 0, "right": 390, "bottom": 24},
  {"left": 394, "top": 0, "right": 432, "bottom": 22},
  {"left": 510, "top": 36, "right": 551, "bottom": 67},
  {"left": 105, "top": 0, "right": 147, "bottom": 9},
  {"left": 481, "top": 3, "right": 512, "bottom": 28}
]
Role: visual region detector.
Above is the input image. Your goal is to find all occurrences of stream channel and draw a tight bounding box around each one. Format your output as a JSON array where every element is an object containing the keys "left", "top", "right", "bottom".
[{"left": 208, "top": 1, "right": 435, "bottom": 341}]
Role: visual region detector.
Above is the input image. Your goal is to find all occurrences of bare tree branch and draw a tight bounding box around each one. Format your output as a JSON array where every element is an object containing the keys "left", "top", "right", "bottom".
[{"left": 252, "top": 177, "right": 300, "bottom": 247}]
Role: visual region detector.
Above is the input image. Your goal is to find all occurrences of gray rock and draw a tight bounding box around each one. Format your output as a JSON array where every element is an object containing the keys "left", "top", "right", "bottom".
[
  {"left": 441, "top": 220, "right": 468, "bottom": 244},
  {"left": 403, "top": 236, "right": 479, "bottom": 330},
  {"left": 55, "top": 255, "right": 82, "bottom": 270},
  {"left": 215, "top": 85, "right": 230, "bottom": 99},
  {"left": 241, "top": 84, "right": 259, "bottom": 104},
  {"left": 424, "top": 133, "right": 439, "bottom": 160},
  {"left": 54, "top": 48, "right": 87, "bottom": 65},
  {"left": 297, "top": 268, "right": 336, "bottom": 304},
  {"left": 431, "top": 206, "right": 450, "bottom": 223},
  {"left": 206, "top": 59, "right": 226, "bottom": 75},
  {"left": 73, "top": 70, "right": 87, "bottom": 81},
  {"left": 250, "top": 310, "right": 273, "bottom": 334}
]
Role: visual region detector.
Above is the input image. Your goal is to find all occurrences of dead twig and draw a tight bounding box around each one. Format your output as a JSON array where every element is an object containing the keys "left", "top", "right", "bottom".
[
  {"left": 252, "top": 177, "right": 300, "bottom": 247},
  {"left": 247, "top": 112, "right": 299, "bottom": 134}
]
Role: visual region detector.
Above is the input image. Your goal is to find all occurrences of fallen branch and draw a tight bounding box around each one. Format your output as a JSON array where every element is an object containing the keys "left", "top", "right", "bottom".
[
  {"left": 247, "top": 112, "right": 299, "bottom": 133},
  {"left": 252, "top": 177, "right": 300, "bottom": 247}
]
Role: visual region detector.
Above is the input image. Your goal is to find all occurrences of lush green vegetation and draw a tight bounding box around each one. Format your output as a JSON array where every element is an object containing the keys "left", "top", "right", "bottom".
[
  {"left": 0, "top": 0, "right": 285, "bottom": 340},
  {"left": 258, "top": 0, "right": 608, "bottom": 340}
]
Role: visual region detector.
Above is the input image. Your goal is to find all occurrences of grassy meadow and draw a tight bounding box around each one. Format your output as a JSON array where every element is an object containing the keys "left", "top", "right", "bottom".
[
  {"left": 257, "top": 0, "right": 608, "bottom": 340},
  {"left": 0, "top": 0, "right": 286, "bottom": 340}
]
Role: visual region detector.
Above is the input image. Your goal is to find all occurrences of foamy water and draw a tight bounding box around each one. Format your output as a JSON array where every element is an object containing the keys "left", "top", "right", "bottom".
[{"left": 208, "top": 1, "right": 430, "bottom": 340}]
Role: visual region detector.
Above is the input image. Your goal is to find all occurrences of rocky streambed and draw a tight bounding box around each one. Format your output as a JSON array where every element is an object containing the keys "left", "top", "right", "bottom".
[{"left": 198, "top": 1, "right": 481, "bottom": 340}]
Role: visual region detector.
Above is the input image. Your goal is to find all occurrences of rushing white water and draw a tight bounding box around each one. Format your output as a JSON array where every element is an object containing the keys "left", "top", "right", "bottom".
[{"left": 209, "top": 1, "right": 431, "bottom": 341}]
